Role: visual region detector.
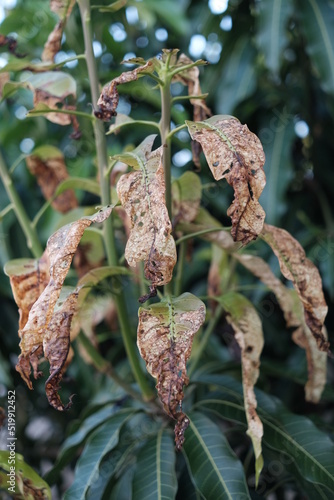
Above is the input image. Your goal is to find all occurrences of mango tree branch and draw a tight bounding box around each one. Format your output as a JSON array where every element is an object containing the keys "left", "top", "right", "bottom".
[
  {"left": 78, "top": 0, "right": 153, "bottom": 400},
  {"left": 0, "top": 149, "right": 43, "bottom": 258}
]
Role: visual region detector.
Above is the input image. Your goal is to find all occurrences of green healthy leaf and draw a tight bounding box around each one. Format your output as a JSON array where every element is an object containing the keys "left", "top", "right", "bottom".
[
  {"left": 0, "top": 451, "right": 51, "bottom": 499},
  {"left": 217, "top": 38, "right": 257, "bottom": 115},
  {"left": 132, "top": 429, "right": 177, "bottom": 500},
  {"left": 109, "top": 466, "right": 135, "bottom": 500},
  {"left": 63, "top": 409, "right": 137, "bottom": 500},
  {"left": 258, "top": 117, "right": 295, "bottom": 224},
  {"left": 218, "top": 292, "right": 264, "bottom": 484},
  {"left": 192, "top": 374, "right": 334, "bottom": 493},
  {"left": 297, "top": 0, "right": 334, "bottom": 95},
  {"left": 183, "top": 411, "right": 251, "bottom": 500},
  {"left": 28, "top": 71, "right": 76, "bottom": 98},
  {"left": 255, "top": 0, "right": 293, "bottom": 73},
  {"left": 135, "top": 0, "right": 189, "bottom": 35},
  {"left": 55, "top": 177, "right": 101, "bottom": 197},
  {"left": 96, "top": 0, "right": 127, "bottom": 13}
]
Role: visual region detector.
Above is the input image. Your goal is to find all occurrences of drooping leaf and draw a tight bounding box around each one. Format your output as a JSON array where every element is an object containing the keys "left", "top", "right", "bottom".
[
  {"left": 172, "top": 171, "right": 202, "bottom": 224},
  {"left": 186, "top": 115, "right": 266, "bottom": 245},
  {"left": 132, "top": 429, "right": 178, "bottom": 500},
  {"left": 217, "top": 37, "right": 257, "bottom": 115},
  {"left": 26, "top": 146, "right": 78, "bottom": 213},
  {"left": 0, "top": 451, "right": 51, "bottom": 499},
  {"left": 255, "top": 0, "right": 293, "bottom": 74},
  {"left": 116, "top": 137, "right": 176, "bottom": 299},
  {"left": 137, "top": 293, "right": 206, "bottom": 449},
  {"left": 218, "top": 292, "right": 264, "bottom": 484},
  {"left": 261, "top": 224, "right": 329, "bottom": 352},
  {"left": 14, "top": 206, "right": 113, "bottom": 401},
  {"left": 297, "top": 0, "right": 334, "bottom": 95},
  {"left": 193, "top": 374, "right": 334, "bottom": 493},
  {"left": 63, "top": 409, "right": 136, "bottom": 500},
  {"left": 95, "top": 60, "right": 154, "bottom": 121},
  {"left": 4, "top": 254, "right": 50, "bottom": 331},
  {"left": 207, "top": 245, "right": 229, "bottom": 308},
  {"left": 183, "top": 411, "right": 251, "bottom": 500},
  {"left": 235, "top": 253, "right": 327, "bottom": 402},
  {"left": 107, "top": 113, "right": 135, "bottom": 135},
  {"left": 42, "top": 0, "right": 76, "bottom": 62}
]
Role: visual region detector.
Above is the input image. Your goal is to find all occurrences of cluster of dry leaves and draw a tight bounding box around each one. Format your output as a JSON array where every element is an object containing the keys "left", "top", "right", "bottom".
[{"left": 3, "top": 35, "right": 330, "bottom": 462}]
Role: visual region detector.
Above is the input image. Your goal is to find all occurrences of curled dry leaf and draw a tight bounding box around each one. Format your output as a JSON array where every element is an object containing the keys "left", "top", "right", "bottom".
[
  {"left": 219, "top": 292, "right": 264, "bottom": 484},
  {"left": 50, "top": 0, "right": 76, "bottom": 17},
  {"left": 15, "top": 206, "right": 113, "bottom": 408},
  {"left": 116, "top": 137, "right": 176, "bottom": 298},
  {"left": 95, "top": 61, "right": 154, "bottom": 121},
  {"left": 172, "top": 171, "right": 202, "bottom": 225},
  {"left": 4, "top": 253, "right": 50, "bottom": 332},
  {"left": 137, "top": 293, "right": 206, "bottom": 450},
  {"left": 26, "top": 146, "right": 77, "bottom": 213},
  {"left": 186, "top": 116, "right": 266, "bottom": 245},
  {"left": 236, "top": 253, "right": 327, "bottom": 402},
  {"left": 261, "top": 224, "right": 329, "bottom": 353},
  {"left": 42, "top": 0, "right": 76, "bottom": 62},
  {"left": 173, "top": 54, "right": 211, "bottom": 168}
]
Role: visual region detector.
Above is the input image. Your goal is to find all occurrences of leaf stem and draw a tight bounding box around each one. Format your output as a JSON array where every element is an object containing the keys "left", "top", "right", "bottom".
[
  {"left": 166, "top": 123, "right": 187, "bottom": 141},
  {"left": 78, "top": 0, "right": 153, "bottom": 401},
  {"left": 0, "top": 150, "right": 43, "bottom": 258},
  {"left": 174, "top": 240, "right": 186, "bottom": 296},
  {"left": 175, "top": 226, "right": 232, "bottom": 245},
  {"left": 188, "top": 304, "right": 223, "bottom": 377}
]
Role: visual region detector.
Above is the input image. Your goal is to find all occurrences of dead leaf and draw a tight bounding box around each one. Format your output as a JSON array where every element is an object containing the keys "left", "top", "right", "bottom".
[
  {"left": 4, "top": 253, "right": 50, "bottom": 332},
  {"left": 95, "top": 61, "right": 154, "bottom": 121},
  {"left": 15, "top": 206, "right": 113, "bottom": 396},
  {"left": 137, "top": 293, "right": 206, "bottom": 449},
  {"left": 116, "top": 137, "right": 176, "bottom": 299},
  {"left": 26, "top": 147, "right": 78, "bottom": 213},
  {"left": 42, "top": 21, "right": 64, "bottom": 62},
  {"left": 236, "top": 253, "right": 327, "bottom": 402},
  {"left": 172, "top": 171, "right": 202, "bottom": 225},
  {"left": 0, "top": 72, "right": 10, "bottom": 98},
  {"left": 173, "top": 54, "right": 211, "bottom": 167},
  {"left": 44, "top": 287, "right": 78, "bottom": 410},
  {"left": 186, "top": 116, "right": 266, "bottom": 245},
  {"left": 0, "top": 34, "right": 26, "bottom": 58},
  {"left": 261, "top": 224, "right": 329, "bottom": 353},
  {"left": 219, "top": 292, "right": 264, "bottom": 484},
  {"left": 50, "top": 0, "right": 76, "bottom": 18},
  {"left": 208, "top": 245, "right": 230, "bottom": 309}
]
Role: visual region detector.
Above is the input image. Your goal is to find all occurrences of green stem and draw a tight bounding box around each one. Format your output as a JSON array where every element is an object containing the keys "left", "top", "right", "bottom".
[
  {"left": 188, "top": 304, "right": 223, "bottom": 377},
  {"left": 175, "top": 226, "right": 231, "bottom": 245},
  {"left": 174, "top": 240, "right": 186, "bottom": 296},
  {"left": 78, "top": 0, "right": 153, "bottom": 401},
  {"left": 160, "top": 74, "right": 173, "bottom": 296},
  {"left": 28, "top": 108, "right": 95, "bottom": 120},
  {"left": 0, "top": 150, "right": 43, "bottom": 258},
  {"left": 166, "top": 123, "right": 187, "bottom": 141}
]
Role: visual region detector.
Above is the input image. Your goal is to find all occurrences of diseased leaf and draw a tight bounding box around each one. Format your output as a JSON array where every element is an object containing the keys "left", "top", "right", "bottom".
[
  {"left": 137, "top": 293, "right": 206, "bottom": 449},
  {"left": 116, "top": 137, "right": 176, "bottom": 298},
  {"left": 208, "top": 245, "right": 229, "bottom": 308},
  {"left": 42, "top": 0, "right": 76, "bottom": 62},
  {"left": 235, "top": 253, "right": 327, "bottom": 402},
  {"left": 95, "top": 60, "right": 154, "bottom": 121},
  {"left": 50, "top": 0, "right": 76, "bottom": 17},
  {"left": 14, "top": 206, "right": 113, "bottom": 405},
  {"left": 26, "top": 146, "right": 77, "bottom": 213},
  {"left": 0, "top": 34, "right": 26, "bottom": 59},
  {"left": 186, "top": 115, "right": 266, "bottom": 245},
  {"left": 218, "top": 292, "right": 264, "bottom": 484},
  {"left": 261, "top": 224, "right": 329, "bottom": 353},
  {"left": 4, "top": 254, "right": 50, "bottom": 332},
  {"left": 172, "top": 171, "right": 202, "bottom": 225},
  {"left": 0, "top": 72, "right": 9, "bottom": 98}
]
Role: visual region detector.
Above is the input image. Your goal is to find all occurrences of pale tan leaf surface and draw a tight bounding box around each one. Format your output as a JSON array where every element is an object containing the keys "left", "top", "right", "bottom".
[
  {"left": 186, "top": 116, "right": 266, "bottom": 245},
  {"left": 137, "top": 293, "right": 206, "bottom": 450},
  {"left": 4, "top": 253, "right": 50, "bottom": 332},
  {"left": 116, "top": 140, "right": 176, "bottom": 296},
  {"left": 44, "top": 287, "right": 78, "bottom": 410},
  {"left": 236, "top": 253, "right": 327, "bottom": 402},
  {"left": 95, "top": 61, "right": 154, "bottom": 121},
  {"left": 42, "top": 0, "right": 76, "bottom": 62},
  {"left": 261, "top": 224, "right": 329, "bottom": 353},
  {"left": 26, "top": 147, "right": 77, "bottom": 213},
  {"left": 172, "top": 171, "right": 202, "bottom": 225},
  {"left": 207, "top": 245, "right": 230, "bottom": 308},
  {"left": 50, "top": 0, "right": 76, "bottom": 17},
  {"left": 219, "top": 292, "right": 264, "bottom": 482},
  {"left": 15, "top": 206, "right": 113, "bottom": 393}
]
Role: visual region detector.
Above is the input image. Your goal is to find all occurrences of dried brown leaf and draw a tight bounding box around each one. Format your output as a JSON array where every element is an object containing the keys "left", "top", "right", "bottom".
[
  {"left": 208, "top": 245, "right": 229, "bottom": 310},
  {"left": 15, "top": 206, "right": 113, "bottom": 393},
  {"left": 4, "top": 253, "right": 50, "bottom": 332},
  {"left": 220, "top": 292, "right": 264, "bottom": 482},
  {"left": 33, "top": 89, "right": 71, "bottom": 125},
  {"left": 95, "top": 61, "right": 154, "bottom": 121},
  {"left": 26, "top": 148, "right": 77, "bottom": 213},
  {"left": 116, "top": 140, "right": 176, "bottom": 295},
  {"left": 137, "top": 293, "right": 206, "bottom": 449},
  {"left": 186, "top": 116, "right": 266, "bottom": 245},
  {"left": 261, "top": 224, "right": 329, "bottom": 353},
  {"left": 42, "top": 21, "right": 64, "bottom": 62},
  {"left": 50, "top": 0, "right": 76, "bottom": 18}
]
